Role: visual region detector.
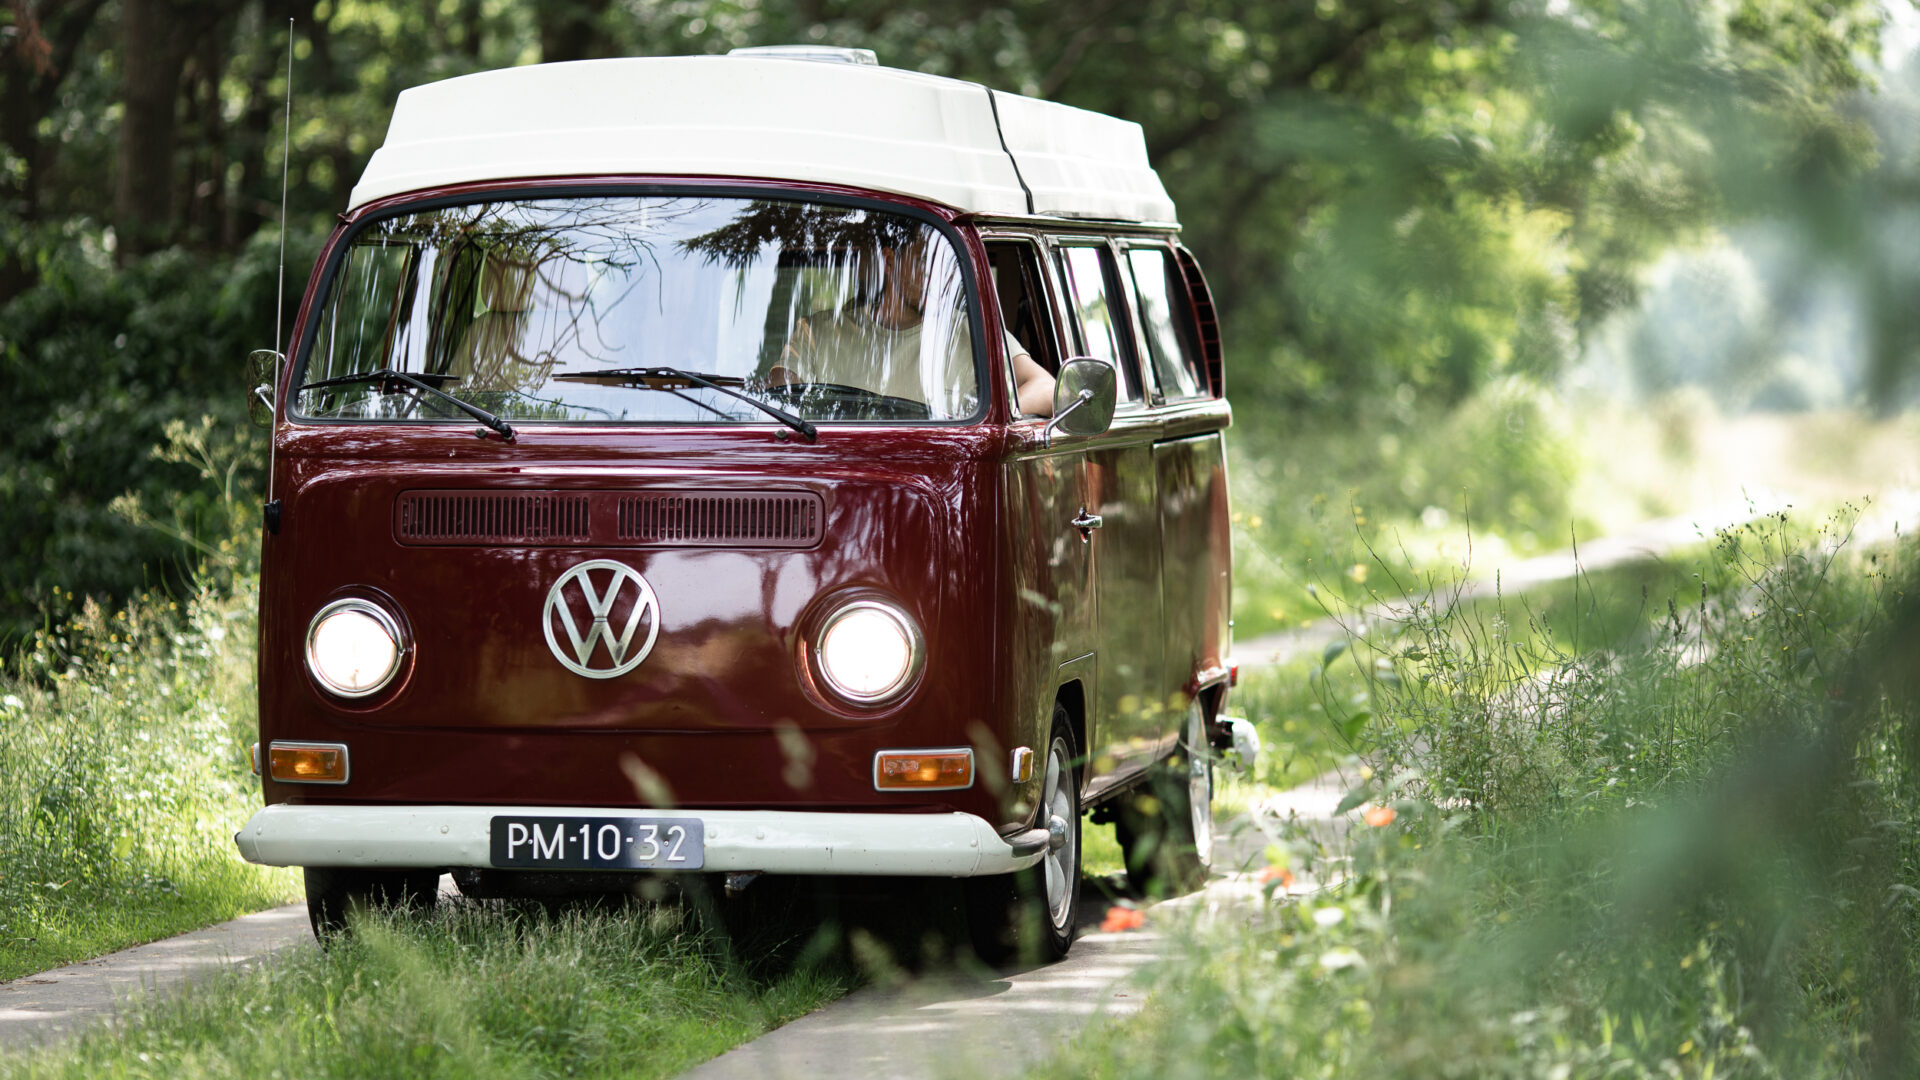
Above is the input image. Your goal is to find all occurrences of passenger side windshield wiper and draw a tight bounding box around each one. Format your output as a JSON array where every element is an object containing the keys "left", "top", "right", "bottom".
[
  {"left": 299, "top": 368, "right": 515, "bottom": 441},
  {"left": 551, "top": 367, "right": 817, "bottom": 443}
]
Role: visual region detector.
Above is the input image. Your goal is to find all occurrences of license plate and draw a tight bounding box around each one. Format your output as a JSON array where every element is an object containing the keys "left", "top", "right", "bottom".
[{"left": 489, "top": 816, "right": 705, "bottom": 870}]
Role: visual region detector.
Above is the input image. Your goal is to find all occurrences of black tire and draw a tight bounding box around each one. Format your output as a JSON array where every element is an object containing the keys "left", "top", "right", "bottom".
[
  {"left": 1114, "top": 701, "right": 1214, "bottom": 897},
  {"left": 965, "top": 704, "right": 1081, "bottom": 965},
  {"left": 304, "top": 867, "right": 441, "bottom": 940}
]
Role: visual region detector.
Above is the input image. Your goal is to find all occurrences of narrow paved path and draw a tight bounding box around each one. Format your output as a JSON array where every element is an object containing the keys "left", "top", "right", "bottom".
[
  {"left": 0, "top": 903, "right": 310, "bottom": 1049},
  {"left": 680, "top": 774, "right": 1351, "bottom": 1080}
]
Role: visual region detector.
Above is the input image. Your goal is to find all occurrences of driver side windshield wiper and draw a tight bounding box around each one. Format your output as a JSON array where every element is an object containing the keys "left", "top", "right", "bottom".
[
  {"left": 299, "top": 368, "right": 515, "bottom": 441},
  {"left": 551, "top": 367, "right": 817, "bottom": 443}
]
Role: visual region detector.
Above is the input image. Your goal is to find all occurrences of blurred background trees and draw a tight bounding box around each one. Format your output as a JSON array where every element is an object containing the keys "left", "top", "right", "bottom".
[{"left": 0, "top": 0, "right": 1914, "bottom": 640}]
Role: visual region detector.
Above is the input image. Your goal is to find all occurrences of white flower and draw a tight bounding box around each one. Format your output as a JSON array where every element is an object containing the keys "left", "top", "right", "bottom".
[
  {"left": 1, "top": 694, "right": 21, "bottom": 711},
  {"left": 1312, "top": 906, "right": 1346, "bottom": 928},
  {"left": 1317, "top": 948, "right": 1364, "bottom": 970}
]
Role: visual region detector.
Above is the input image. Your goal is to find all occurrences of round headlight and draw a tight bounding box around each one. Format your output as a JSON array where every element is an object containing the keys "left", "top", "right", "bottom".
[
  {"left": 815, "top": 601, "right": 924, "bottom": 704},
  {"left": 305, "top": 599, "right": 404, "bottom": 698}
]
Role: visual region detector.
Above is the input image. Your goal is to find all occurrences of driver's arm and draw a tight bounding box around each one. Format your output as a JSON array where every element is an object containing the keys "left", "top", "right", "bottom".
[
  {"left": 1008, "top": 331, "right": 1056, "bottom": 417},
  {"left": 765, "top": 317, "right": 817, "bottom": 386}
]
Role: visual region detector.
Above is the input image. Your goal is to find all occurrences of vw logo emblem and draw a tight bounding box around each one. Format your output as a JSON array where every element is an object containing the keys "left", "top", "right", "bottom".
[{"left": 542, "top": 559, "right": 661, "bottom": 679}]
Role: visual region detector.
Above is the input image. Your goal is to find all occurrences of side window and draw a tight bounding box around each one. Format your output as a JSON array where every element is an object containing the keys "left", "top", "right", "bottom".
[
  {"left": 1124, "top": 246, "right": 1206, "bottom": 400},
  {"left": 985, "top": 240, "right": 1062, "bottom": 417},
  {"left": 1056, "top": 244, "right": 1142, "bottom": 403}
]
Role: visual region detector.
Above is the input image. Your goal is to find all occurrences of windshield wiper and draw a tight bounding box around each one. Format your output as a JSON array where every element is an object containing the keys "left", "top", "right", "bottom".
[
  {"left": 299, "top": 368, "right": 515, "bottom": 441},
  {"left": 552, "top": 367, "right": 817, "bottom": 443}
]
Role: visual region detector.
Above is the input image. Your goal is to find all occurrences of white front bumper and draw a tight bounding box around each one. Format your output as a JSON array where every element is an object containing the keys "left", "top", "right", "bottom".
[{"left": 235, "top": 804, "right": 1047, "bottom": 877}]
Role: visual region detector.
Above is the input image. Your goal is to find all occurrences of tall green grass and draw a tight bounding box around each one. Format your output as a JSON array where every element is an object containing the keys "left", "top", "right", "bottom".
[
  {"left": 0, "top": 903, "right": 851, "bottom": 1080},
  {"left": 0, "top": 576, "right": 298, "bottom": 981},
  {"left": 1040, "top": 510, "right": 1920, "bottom": 1078}
]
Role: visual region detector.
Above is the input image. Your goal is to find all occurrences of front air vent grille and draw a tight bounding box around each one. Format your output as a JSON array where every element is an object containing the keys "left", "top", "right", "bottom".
[
  {"left": 396, "top": 492, "right": 592, "bottom": 545},
  {"left": 394, "top": 490, "right": 826, "bottom": 548},
  {"left": 616, "top": 493, "right": 824, "bottom": 547}
]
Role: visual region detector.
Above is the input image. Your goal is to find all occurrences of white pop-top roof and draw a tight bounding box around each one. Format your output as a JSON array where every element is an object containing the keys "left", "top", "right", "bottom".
[{"left": 348, "top": 55, "right": 1177, "bottom": 224}]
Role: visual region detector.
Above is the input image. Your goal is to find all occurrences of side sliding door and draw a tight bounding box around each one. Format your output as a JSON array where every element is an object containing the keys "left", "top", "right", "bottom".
[
  {"left": 1119, "top": 241, "right": 1231, "bottom": 739},
  {"left": 1054, "top": 239, "right": 1167, "bottom": 797}
]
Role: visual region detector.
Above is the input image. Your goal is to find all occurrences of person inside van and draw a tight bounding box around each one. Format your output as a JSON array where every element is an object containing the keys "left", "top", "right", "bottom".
[{"left": 769, "top": 235, "right": 1056, "bottom": 417}]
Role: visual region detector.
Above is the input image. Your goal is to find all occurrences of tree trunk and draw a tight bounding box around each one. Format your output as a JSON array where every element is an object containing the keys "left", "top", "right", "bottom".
[
  {"left": 232, "top": 1, "right": 283, "bottom": 248},
  {"left": 0, "top": 0, "right": 109, "bottom": 298},
  {"left": 114, "top": 0, "right": 236, "bottom": 256},
  {"left": 538, "top": 0, "right": 612, "bottom": 64},
  {"left": 458, "top": 0, "right": 483, "bottom": 59}
]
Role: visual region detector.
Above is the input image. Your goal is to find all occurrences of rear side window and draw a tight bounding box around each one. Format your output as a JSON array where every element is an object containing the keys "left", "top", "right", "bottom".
[
  {"left": 1125, "top": 247, "right": 1205, "bottom": 400},
  {"left": 1056, "top": 245, "right": 1141, "bottom": 403}
]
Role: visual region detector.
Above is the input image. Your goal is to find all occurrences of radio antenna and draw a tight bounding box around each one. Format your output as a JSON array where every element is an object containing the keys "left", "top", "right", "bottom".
[
  {"left": 264, "top": 18, "right": 294, "bottom": 528},
  {"left": 274, "top": 17, "right": 293, "bottom": 355}
]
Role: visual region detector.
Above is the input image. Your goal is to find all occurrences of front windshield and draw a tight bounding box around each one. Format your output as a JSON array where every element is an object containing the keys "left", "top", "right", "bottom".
[{"left": 294, "top": 195, "right": 980, "bottom": 424}]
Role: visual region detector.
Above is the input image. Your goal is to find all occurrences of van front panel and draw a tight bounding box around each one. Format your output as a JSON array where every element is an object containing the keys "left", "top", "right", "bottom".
[{"left": 258, "top": 424, "right": 1010, "bottom": 819}]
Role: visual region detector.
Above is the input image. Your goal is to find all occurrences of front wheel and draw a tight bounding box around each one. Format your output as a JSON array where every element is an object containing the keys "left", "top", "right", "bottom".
[
  {"left": 965, "top": 705, "right": 1081, "bottom": 964},
  {"left": 1114, "top": 700, "right": 1214, "bottom": 896},
  {"left": 304, "top": 867, "right": 440, "bottom": 941}
]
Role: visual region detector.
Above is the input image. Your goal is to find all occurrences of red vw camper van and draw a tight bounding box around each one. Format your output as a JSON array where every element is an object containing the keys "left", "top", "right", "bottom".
[{"left": 236, "top": 46, "right": 1240, "bottom": 961}]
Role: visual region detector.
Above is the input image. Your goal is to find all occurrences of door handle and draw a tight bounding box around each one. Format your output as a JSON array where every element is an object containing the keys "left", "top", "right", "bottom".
[{"left": 1071, "top": 507, "right": 1104, "bottom": 538}]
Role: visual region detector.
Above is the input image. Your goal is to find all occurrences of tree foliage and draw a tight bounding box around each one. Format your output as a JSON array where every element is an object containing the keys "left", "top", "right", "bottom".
[{"left": 0, "top": 0, "right": 1901, "bottom": 635}]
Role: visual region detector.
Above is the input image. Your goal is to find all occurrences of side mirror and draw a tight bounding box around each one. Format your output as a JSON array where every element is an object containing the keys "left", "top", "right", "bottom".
[
  {"left": 1042, "top": 357, "right": 1117, "bottom": 448},
  {"left": 247, "top": 349, "right": 284, "bottom": 428}
]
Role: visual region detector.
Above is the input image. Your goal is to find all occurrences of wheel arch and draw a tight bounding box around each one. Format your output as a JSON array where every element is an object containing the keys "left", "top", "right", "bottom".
[{"left": 1053, "top": 678, "right": 1088, "bottom": 761}]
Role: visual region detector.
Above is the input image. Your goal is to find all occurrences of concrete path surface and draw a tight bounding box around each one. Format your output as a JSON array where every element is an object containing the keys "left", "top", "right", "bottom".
[
  {"left": 0, "top": 902, "right": 310, "bottom": 1049},
  {"left": 681, "top": 781, "right": 1353, "bottom": 1080},
  {"left": 681, "top": 912, "right": 1165, "bottom": 1080}
]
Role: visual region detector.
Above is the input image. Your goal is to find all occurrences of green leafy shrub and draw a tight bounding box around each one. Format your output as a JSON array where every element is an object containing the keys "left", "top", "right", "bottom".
[{"left": 0, "top": 232, "right": 304, "bottom": 645}]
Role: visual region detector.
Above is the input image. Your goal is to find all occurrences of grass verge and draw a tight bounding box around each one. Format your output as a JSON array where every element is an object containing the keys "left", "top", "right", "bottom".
[
  {"left": 0, "top": 577, "right": 298, "bottom": 982},
  {"left": 1041, "top": 509, "right": 1920, "bottom": 1078},
  {"left": 0, "top": 902, "right": 852, "bottom": 1079}
]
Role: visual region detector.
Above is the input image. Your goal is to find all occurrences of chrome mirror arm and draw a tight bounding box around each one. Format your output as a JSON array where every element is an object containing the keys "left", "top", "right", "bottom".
[{"left": 1041, "top": 389, "right": 1093, "bottom": 449}]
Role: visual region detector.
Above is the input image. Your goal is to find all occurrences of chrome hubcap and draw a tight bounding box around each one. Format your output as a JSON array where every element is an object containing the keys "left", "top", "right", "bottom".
[
  {"left": 1187, "top": 704, "right": 1213, "bottom": 865},
  {"left": 1041, "top": 736, "right": 1077, "bottom": 929}
]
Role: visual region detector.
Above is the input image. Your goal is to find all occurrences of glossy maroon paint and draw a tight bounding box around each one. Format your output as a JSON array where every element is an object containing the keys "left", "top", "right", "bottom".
[{"left": 257, "top": 176, "right": 1231, "bottom": 841}]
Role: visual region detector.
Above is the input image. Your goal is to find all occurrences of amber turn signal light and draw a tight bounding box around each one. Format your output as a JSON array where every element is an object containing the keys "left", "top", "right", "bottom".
[
  {"left": 268, "top": 741, "right": 350, "bottom": 785},
  {"left": 873, "top": 748, "right": 973, "bottom": 791}
]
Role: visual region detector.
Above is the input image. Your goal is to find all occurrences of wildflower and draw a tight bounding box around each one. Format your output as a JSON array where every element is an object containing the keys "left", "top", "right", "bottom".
[
  {"left": 1257, "top": 865, "right": 1296, "bottom": 889},
  {"left": 1, "top": 694, "right": 21, "bottom": 711},
  {"left": 1363, "top": 804, "right": 1396, "bottom": 827},
  {"left": 1100, "top": 906, "right": 1146, "bottom": 932},
  {"left": 1318, "top": 948, "right": 1364, "bottom": 970}
]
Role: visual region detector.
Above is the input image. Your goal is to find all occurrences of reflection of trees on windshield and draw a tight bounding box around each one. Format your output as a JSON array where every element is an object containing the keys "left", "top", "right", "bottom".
[
  {"left": 679, "top": 201, "right": 916, "bottom": 269},
  {"left": 296, "top": 195, "right": 979, "bottom": 424}
]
